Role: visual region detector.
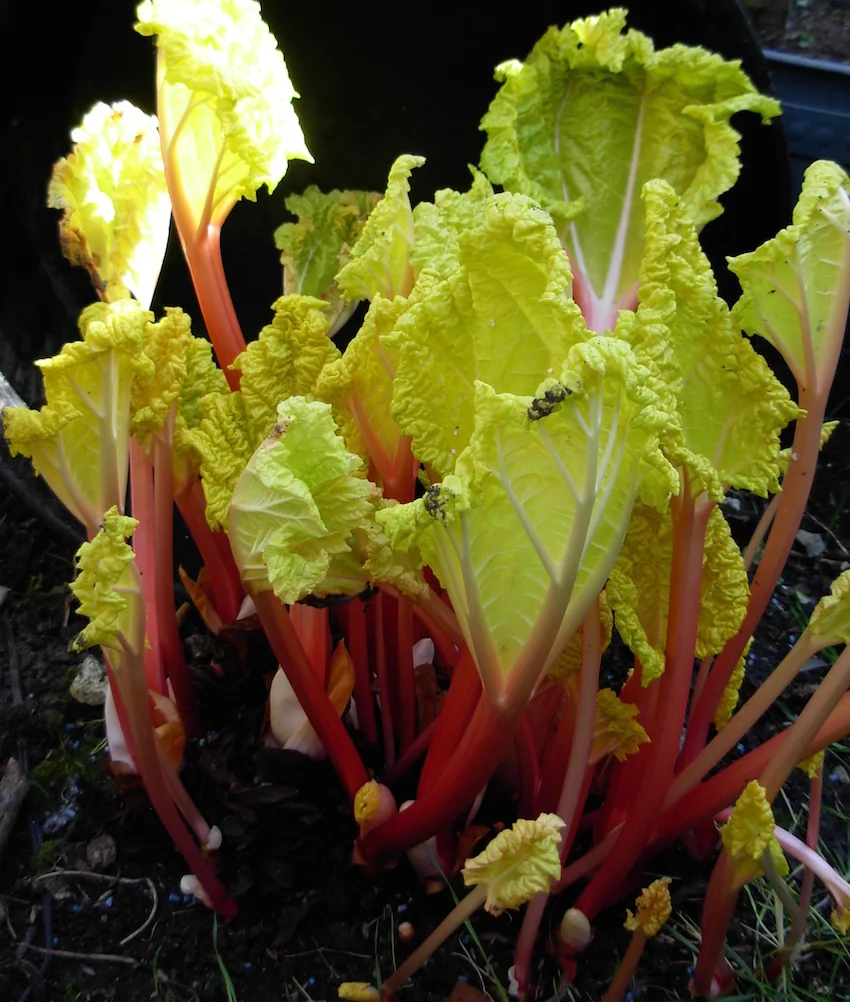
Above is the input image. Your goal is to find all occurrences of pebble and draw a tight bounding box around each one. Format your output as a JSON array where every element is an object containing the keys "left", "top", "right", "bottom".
[
  {"left": 70, "top": 654, "right": 108, "bottom": 706},
  {"left": 86, "top": 833, "right": 117, "bottom": 871}
]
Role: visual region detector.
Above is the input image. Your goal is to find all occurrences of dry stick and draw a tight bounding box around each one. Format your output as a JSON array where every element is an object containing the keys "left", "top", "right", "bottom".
[
  {"left": 0, "top": 758, "right": 28, "bottom": 867},
  {"left": 31, "top": 871, "right": 158, "bottom": 947},
  {"left": 381, "top": 884, "right": 488, "bottom": 997},
  {"left": 15, "top": 942, "right": 139, "bottom": 967}
]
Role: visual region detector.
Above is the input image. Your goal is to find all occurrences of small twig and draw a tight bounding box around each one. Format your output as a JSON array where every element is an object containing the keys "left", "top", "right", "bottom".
[
  {"left": 119, "top": 878, "right": 158, "bottom": 946},
  {"left": 15, "top": 942, "right": 139, "bottom": 966},
  {"left": 30, "top": 869, "right": 158, "bottom": 947}
]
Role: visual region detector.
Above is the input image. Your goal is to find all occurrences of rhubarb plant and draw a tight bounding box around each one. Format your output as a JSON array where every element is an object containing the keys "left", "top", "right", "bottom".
[{"left": 5, "top": 3, "right": 850, "bottom": 1000}]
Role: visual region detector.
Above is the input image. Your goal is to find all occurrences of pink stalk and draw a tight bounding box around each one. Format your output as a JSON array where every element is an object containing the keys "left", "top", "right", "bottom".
[
  {"left": 384, "top": 719, "right": 436, "bottom": 786},
  {"left": 153, "top": 419, "right": 199, "bottom": 735},
  {"left": 535, "top": 693, "right": 575, "bottom": 814},
  {"left": 742, "top": 492, "right": 781, "bottom": 571},
  {"left": 396, "top": 596, "right": 417, "bottom": 752},
  {"left": 650, "top": 693, "right": 850, "bottom": 848},
  {"left": 692, "top": 852, "right": 739, "bottom": 998},
  {"left": 156, "top": 46, "right": 245, "bottom": 385},
  {"left": 253, "top": 588, "right": 369, "bottom": 802},
  {"left": 104, "top": 624, "right": 235, "bottom": 916},
  {"left": 381, "top": 582, "right": 465, "bottom": 660},
  {"left": 680, "top": 392, "right": 829, "bottom": 767},
  {"left": 359, "top": 690, "right": 524, "bottom": 862},
  {"left": 174, "top": 479, "right": 243, "bottom": 625},
  {"left": 576, "top": 486, "right": 712, "bottom": 922},
  {"left": 601, "top": 928, "right": 649, "bottom": 1002},
  {"left": 289, "top": 603, "right": 329, "bottom": 686},
  {"left": 515, "top": 604, "right": 602, "bottom": 995},
  {"left": 514, "top": 715, "right": 540, "bottom": 819},
  {"left": 555, "top": 823, "right": 625, "bottom": 894},
  {"left": 760, "top": 644, "right": 850, "bottom": 801},
  {"left": 129, "top": 438, "right": 166, "bottom": 695},
  {"left": 668, "top": 632, "right": 822, "bottom": 806},
  {"left": 372, "top": 592, "right": 396, "bottom": 769},
  {"left": 182, "top": 226, "right": 246, "bottom": 388},
  {"left": 341, "top": 599, "right": 378, "bottom": 745},
  {"left": 416, "top": 647, "right": 480, "bottom": 796}
]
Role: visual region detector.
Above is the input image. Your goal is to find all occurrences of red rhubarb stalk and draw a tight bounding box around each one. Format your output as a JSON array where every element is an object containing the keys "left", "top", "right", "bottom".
[
  {"left": 130, "top": 438, "right": 166, "bottom": 695},
  {"left": 252, "top": 589, "right": 369, "bottom": 802},
  {"left": 153, "top": 417, "right": 199, "bottom": 734},
  {"left": 575, "top": 485, "right": 712, "bottom": 922}
]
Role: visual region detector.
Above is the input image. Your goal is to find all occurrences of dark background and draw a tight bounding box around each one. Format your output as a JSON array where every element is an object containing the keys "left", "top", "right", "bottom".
[{"left": 0, "top": 0, "right": 797, "bottom": 406}]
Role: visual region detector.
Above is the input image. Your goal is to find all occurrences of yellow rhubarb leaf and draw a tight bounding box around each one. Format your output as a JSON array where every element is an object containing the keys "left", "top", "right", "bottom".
[
  {"left": 135, "top": 0, "right": 311, "bottom": 230},
  {"left": 591, "top": 689, "right": 649, "bottom": 763},
  {"left": 70, "top": 507, "right": 142, "bottom": 653},
  {"left": 48, "top": 100, "right": 170, "bottom": 308},
  {"left": 462, "top": 814, "right": 564, "bottom": 915},
  {"left": 808, "top": 570, "right": 850, "bottom": 646},
  {"left": 607, "top": 504, "right": 748, "bottom": 685},
  {"left": 713, "top": 638, "right": 753, "bottom": 731},
  {"left": 624, "top": 877, "right": 672, "bottom": 937},
  {"left": 720, "top": 780, "right": 788, "bottom": 878}
]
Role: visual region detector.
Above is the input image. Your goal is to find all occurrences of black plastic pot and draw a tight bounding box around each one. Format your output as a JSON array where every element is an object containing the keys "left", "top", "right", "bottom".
[{"left": 764, "top": 49, "right": 850, "bottom": 189}]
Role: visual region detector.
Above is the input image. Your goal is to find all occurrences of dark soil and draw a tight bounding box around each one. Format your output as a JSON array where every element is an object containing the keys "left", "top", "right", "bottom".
[{"left": 746, "top": 0, "right": 850, "bottom": 64}]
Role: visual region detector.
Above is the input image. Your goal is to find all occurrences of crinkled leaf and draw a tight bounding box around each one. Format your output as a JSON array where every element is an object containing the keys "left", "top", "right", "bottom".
[
  {"left": 386, "top": 191, "right": 584, "bottom": 478},
  {"left": 234, "top": 295, "right": 339, "bottom": 438},
  {"left": 316, "top": 295, "right": 409, "bottom": 483},
  {"left": 275, "top": 186, "right": 380, "bottom": 334},
  {"left": 336, "top": 155, "right": 424, "bottom": 302},
  {"left": 48, "top": 100, "right": 171, "bottom": 308},
  {"left": 228, "top": 398, "right": 377, "bottom": 603},
  {"left": 479, "top": 8, "right": 780, "bottom": 331},
  {"left": 410, "top": 168, "right": 495, "bottom": 282},
  {"left": 173, "top": 336, "right": 229, "bottom": 489},
  {"left": 607, "top": 504, "right": 749, "bottom": 686},
  {"left": 721, "top": 780, "right": 789, "bottom": 879},
  {"left": 3, "top": 300, "right": 155, "bottom": 532},
  {"left": 131, "top": 307, "right": 193, "bottom": 447},
  {"left": 730, "top": 161, "right": 850, "bottom": 394},
  {"left": 592, "top": 688, "right": 648, "bottom": 762},
  {"left": 808, "top": 570, "right": 850, "bottom": 646},
  {"left": 714, "top": 638, "right": 752, "bottom": 730},
  {"left": 70, "top": 507, "right": 143, "bottom": 652},
  {"left": 635, "top": 180, "right": 800, "bottom": 499},
  {"left": 462, "top": 814, "right": 564, "bottom": 915},
  {"left": 184, "top": 390, "right": 254, "bottom": 529},
  {"left": 379, "top": 338, "right": 677, "bottom": 706},
  {"left": 135, "top": 0, "right": 312, "bottom": 228}
]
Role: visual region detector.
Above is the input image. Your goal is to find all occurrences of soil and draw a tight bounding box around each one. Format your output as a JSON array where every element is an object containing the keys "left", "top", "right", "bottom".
[{"left": 745, "top": 0, "right": 850, "bottom": 65}]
